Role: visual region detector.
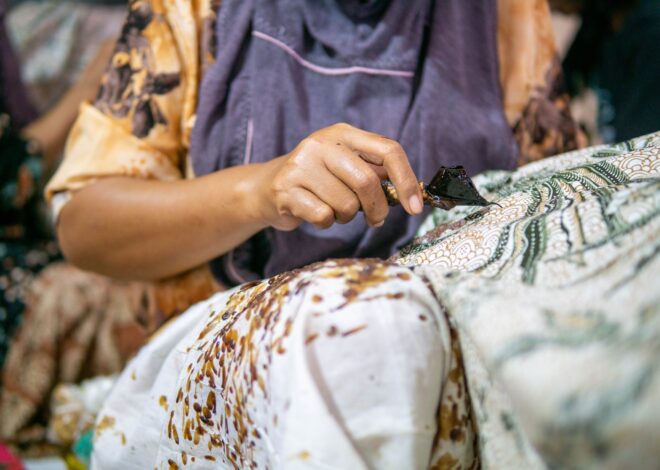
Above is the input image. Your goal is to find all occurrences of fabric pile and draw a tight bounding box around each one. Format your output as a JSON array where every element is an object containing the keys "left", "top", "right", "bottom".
[
  {"left": 90, "top": 132, "right": 659, "bottom": 469},
  {"left": 403, "top": 131, "right": 660, "bottom": 468},
  {"left": 3, "top": 0, "right": 656, "bottom": 467}
]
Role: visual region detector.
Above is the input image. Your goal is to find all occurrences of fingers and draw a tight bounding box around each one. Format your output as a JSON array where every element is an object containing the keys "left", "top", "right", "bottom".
[
  {"left": 266, "top": 123, "right": 422, "bottom": 233},
  {"left": 366, "top": 162, "right": 388, "bottom": 180},
  {"left": 283, "top": 188, "right": 335, "bottom": 230},
  {"left": 332, "top": 123, "right": 423, "bottom": 215},
  {"left": 323, "top": 148, "right": 390, "bottom": 227},
  {"left": 299, "top": 168, "right": 361, "bottom": 225}
]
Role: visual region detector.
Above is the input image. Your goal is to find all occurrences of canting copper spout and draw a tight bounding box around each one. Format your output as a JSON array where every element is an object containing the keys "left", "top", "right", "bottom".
[{"left": 380, "top": 166, "right": 498, "bottom": 210}]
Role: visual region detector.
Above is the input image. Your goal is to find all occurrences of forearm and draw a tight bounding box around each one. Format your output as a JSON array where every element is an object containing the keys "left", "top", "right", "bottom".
[
  {"left": 57, "top": 165, "right": 270, "bottom": 280},
  {"left": 22, "top": 40, "right": 115, "bottom": 174},
  {"left": 57, "top": 122, "right": 423, "bottom": 280},
  {"left": 22, "top": 84, "right": 92, "bottom": 174}
]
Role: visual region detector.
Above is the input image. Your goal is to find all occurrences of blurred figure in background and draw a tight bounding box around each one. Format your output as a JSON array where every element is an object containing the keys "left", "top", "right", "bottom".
[
  {"left": 6, "top": 0, "right": 127, "bottom": 111},
  {"left": 1, "top": 0, "right": 219, "bottom": 454},
  {"left": 551, "top": 0, "right": 660, "bottom": 142},
  {"left": 1, "top": 0, "right": 114, "bottom": 370}
]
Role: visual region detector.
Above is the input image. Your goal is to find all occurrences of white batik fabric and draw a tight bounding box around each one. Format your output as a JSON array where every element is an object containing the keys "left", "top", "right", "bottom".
[
  {"left": 93, "top": 132, "right": 660, "bottom": 470},
  {"left": 92, "top": 260, "right": 476, "bottom": 470}
]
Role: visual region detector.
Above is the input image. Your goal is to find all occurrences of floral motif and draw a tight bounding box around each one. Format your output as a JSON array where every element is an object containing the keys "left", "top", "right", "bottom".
[{"left": 397, "top": 131, "right": 660, "bottom": 468}]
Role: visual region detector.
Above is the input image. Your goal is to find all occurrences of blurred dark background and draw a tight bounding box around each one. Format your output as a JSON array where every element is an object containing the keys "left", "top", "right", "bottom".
[{"left": 551, "top": 0, "right": 660, "bottom": 143}]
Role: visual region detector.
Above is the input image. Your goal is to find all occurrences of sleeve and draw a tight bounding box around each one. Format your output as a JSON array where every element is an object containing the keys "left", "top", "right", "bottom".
[
  {"left": 497, "top": 0, "right": 585, "bottom": 166},
  {"left": 45, "top": 0, "right": 201, "bottom": 201}
]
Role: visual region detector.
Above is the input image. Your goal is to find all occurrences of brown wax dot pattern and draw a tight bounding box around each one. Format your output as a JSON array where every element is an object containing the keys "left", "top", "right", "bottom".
[
  {"left": 159, "top": 258, "right": 421, "bottom": 468},
  {"left": 95, "top": 415, "right": 128, "bottom": 447},
  {"left": 95, "top": 415, "right": 116, "bottom": 440},
  {"left": 159, "top": 395, "right": 168, "bottom": 412},
  {"left": 428, "top": 324, "right": 478, "bottom": 469}
]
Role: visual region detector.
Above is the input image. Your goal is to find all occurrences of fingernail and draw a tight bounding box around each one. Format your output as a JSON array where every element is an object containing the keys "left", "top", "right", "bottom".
[
  {"left": 409, "top": 195, "right": 423, "bottom": 214},
  {"left": 373, "top": 220, "right": 385, "bottom": 228}
]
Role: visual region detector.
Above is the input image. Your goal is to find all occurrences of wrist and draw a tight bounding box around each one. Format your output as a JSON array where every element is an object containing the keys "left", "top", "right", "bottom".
[
  {"left": 213, "top": 161, "right": 276, "bottom": 231},
  {"left": 247, "top": 159, "right": 281, "bottom": 228}
]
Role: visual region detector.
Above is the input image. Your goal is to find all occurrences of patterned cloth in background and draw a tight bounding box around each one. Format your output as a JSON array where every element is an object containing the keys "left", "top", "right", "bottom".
[
  {"left": 0, "top": 109, "right": 60, "bottom": 369},
  {"left": 0, "top": 241, "right": 60, "bottom": 368},
  {"left": 1, "top": 0, "right": 54, "bottom": 368},
  {"left": 0, "top": 263, "right": 220, "bottom": 446},
  {"left": 90, "top": 132, "right": 659, "bottom": 469},
  {"left": 1, "top": 0, "right": 122, "bottom": 371},
  {"left": 0, "top": 0, "right": 222, "bottom": 449}
]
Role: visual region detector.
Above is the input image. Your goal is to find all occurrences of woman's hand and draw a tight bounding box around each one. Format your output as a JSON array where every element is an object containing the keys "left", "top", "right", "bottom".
[
  {"left": 258, "top": 123, "right": 424, "bottom": 231},
  {"left": 58, "top": 124, "right": 422, "bottom": 281}
]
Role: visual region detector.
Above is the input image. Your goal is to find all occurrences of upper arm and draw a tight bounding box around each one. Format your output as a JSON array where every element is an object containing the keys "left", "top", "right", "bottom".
[
  {"left": 497, "top": 0, "right": 584, "bottom": 166},
  {"left": 46, "top": 0, "right": 203, "bottom": 202}
]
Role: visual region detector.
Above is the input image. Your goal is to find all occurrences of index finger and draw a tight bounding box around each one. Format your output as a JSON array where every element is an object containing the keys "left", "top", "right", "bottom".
[{"left": 333, "top": 124, "right": 423, "bottom": 215}]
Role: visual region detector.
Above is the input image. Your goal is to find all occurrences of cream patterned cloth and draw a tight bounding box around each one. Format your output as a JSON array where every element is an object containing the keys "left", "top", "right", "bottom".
[
  {"left": 401, "top": 131, "right": 660, "bottom": 469},
  {"left": 91, "top": 132, "right": 659, "bottom": 469}
]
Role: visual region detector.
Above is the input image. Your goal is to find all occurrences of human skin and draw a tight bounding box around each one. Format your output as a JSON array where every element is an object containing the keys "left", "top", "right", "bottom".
[
  {"left": 58, "top": 123, "right": 424, "bottom": 281},
  {"left": 22, "top": 40, "right": 115, "bottom": 175}
]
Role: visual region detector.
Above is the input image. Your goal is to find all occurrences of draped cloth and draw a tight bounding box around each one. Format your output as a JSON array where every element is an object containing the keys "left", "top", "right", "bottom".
[{"left": 91, "top": 131, "right": 660, "bottom": 469}]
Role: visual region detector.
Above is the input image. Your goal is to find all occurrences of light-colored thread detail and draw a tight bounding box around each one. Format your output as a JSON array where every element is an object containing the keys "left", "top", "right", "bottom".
[
  {"left": 244, "top": 118, "right": 254, "bottom": 165},
  {"left": 253, "top": 31, "right": 414, "bottom": 78}
]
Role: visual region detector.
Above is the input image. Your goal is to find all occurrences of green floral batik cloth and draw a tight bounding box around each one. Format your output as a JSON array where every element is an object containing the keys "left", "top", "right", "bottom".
[
  {"left": 398, "top": 131, "right": 660, "bottom": 469},
  {"left": 89, "top": 132, "right": 658, "bottom": 470}
]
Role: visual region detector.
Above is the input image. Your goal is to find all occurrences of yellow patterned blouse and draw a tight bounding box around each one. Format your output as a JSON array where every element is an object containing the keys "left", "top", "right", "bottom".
[{"left": 46, "top": 0, "right": 581, "bottom": 203}]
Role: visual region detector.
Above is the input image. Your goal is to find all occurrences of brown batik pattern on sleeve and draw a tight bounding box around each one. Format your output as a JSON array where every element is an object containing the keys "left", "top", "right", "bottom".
[
  {"left": 94, "top": 0, "right": 180, "bottom": 138},
  {"left": 513, "top": 57, "right": 582, "bottom": 166}
]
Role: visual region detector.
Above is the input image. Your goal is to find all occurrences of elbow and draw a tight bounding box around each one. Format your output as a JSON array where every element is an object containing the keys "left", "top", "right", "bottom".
[
  {"left": 56, "top": 192, "right": 116, "bottom": 277},
  {"left": 56, "top": 194, "right": 156, "bottom": 281},
  {"left": 57, "top": 213, "right": 128, "bottom": 280},
  {"left": 56, "top": 201, "right": 95, "bottom": 272}
]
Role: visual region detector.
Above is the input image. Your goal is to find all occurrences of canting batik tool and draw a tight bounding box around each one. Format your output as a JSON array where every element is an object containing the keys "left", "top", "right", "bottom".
[{"left": 380, "top": 166, "right": 496, "bottom": 210}]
